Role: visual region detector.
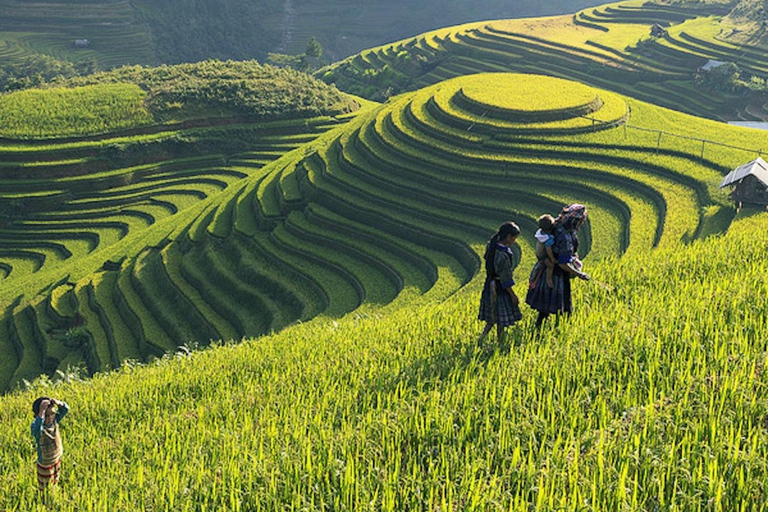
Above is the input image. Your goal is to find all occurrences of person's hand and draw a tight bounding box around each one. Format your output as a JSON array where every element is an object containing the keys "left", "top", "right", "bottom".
[
  {"left": 579, "top": 273, "right": 591, "bottom": 281},
  {"left": 39, "top": 399, "right": 50, "bottom": 416}
]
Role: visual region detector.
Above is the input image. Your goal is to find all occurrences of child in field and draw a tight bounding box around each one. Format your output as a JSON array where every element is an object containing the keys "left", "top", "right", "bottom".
[
  {"left": 535, "top": 214, "right": 557, "bottom": 288},
  {"left": 31, "top": 397, "right": 69, "bottom": 502},
  {"left": 478, "top": 221, "right": 523, "bottom": 344}
]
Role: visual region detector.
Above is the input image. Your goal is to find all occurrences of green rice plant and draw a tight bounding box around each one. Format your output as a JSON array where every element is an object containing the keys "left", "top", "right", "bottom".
[
  {"left": 1, "top": 70, "right": 760, "bottom": 399},
  {"left": 73, "top": 281, "right": 112, "bottom": 373},
  {"left": 380, "top": 86, "right": 701, "bottom": 245},
  {"left": 114, "top": 257, "right": 175, "bottom": 354},
  {"left": 161, "top": 243, "right": 240, "bottom": 342},
  {"left": 229, "top": 234, "right": 327, "bottom": 321},
  {"left": 303, "top": 150, "right": 480, "bottom": 281},
  {"left": 131, "top": 248, "right": 219, "bottom": 345},
  {"left": 317, "top": 2, "right": 755, "bottom": 122},
  {"left": 305, "top": 203, "right": 436, "bottom": 292},
  {"left": 0, "top": 84, "right": 154, "bottom": 139},
  {"left": 358, "top": 115, "right": 652, "bottom": 255},
  {"left": 1, "top": 213, "right": 767, "bottom": 509},
  {"left": 50, "top": 284, "right": 77, "bottom": 319},
  {"left": 0, "top": 304, "right": 19, "bottom": 391},
  {"left": 264, "top": 226, "right": 363, "bottom": 317},
  {"left": 372, "top": 94, "right": 673, "bottom": 248},
  {"left": 90, "top": 271, "right": 142, "bottom": 363},
  {"left": 286, "top": 210, "right": 403, "bottom": 303},
  {"left": 183, "top": 241, "right": 277, "bottom": 335}
]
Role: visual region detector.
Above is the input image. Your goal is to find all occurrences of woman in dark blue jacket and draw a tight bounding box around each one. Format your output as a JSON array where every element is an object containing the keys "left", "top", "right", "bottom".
[{"left": 526, "top": 204, "right": 591, "bottom": 328}]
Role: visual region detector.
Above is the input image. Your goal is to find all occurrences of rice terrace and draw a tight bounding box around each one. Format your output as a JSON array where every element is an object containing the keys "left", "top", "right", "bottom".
[{"left": 1, "top": 0, "right": 768, "bottom": 510}]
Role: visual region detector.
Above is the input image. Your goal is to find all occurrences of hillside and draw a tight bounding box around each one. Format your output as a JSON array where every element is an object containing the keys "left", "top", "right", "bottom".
[
  {"left": 317, "top": 0, "right": 768, "bottom": 121},
  {"left": 2, "top": 3, "right": 768, "bottom": 504},
  {"left": 2, "top": 71, "right": 764, "bottom": 393},
  {"left": 0, "top": 209, "right": 766, "bottom": 510},
  {"left": 0, "top": 60, "right": 362, "bottom": 391},
  {"left": 0, "top": 0, "right": 607, "bottom": 75}
]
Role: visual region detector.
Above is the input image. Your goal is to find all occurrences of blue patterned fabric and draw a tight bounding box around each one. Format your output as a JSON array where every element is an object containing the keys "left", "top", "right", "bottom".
[
  {"left": 526, "top": 225, "right": 577, "bottom": 314},
  {"left": 478, "top": 281, "right": 523, "bottom": 326},
  {"left": 525, "top": 262, "right": 572, "bottom": 314},
  {"left": 478, "top": 241, "right": 522, "bottom": 326}
]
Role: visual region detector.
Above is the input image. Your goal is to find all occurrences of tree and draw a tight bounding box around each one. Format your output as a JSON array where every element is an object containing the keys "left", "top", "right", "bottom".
[{"left": 305, "top": 36, "right": 322, "bottom": 58}]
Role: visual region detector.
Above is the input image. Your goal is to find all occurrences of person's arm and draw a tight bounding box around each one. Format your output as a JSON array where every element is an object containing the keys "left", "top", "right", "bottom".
[
  {"left": 30, "top": 399, "right": 49, "bottom": 440},
  {"left": 53, "top": 400, "right": 69, "bottom": 423},
  {"left": 558, "top": 261, "right": 590, "bottom": 280},
  {"left": 554, "top": 231, "right": 589, "bottom": 280},
  {"left": 495, "top": 251, "right": 520, "bottom": 305}
]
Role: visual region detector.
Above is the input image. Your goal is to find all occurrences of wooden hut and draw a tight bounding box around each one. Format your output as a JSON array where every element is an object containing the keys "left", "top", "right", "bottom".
[
  {"left": 719, "top": 157, "right": 768, "bottom": 208},
  {"left": 650, "top": 24, "right": 666, "bottom": 37},
  {"left": 74, "top": 39, "right": 90, "bottom": 48}
]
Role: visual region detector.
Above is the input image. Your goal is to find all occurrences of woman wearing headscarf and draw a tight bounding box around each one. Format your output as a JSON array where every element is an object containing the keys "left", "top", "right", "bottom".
[
  {"left": 526, "top": 204, "right": 591, "bottom": 329},
  {"left": 478, "top": 221, "right": 523, "bottom": 343}
]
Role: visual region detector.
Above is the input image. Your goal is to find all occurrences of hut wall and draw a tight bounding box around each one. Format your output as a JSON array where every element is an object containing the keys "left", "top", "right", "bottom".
[{"left": 734, "top": 175, "right": 768, "bottom": 205}]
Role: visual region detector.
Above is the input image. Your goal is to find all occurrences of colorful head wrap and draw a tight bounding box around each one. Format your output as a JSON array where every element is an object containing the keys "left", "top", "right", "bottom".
[{"left": 557, "top": 203, "right": 587, "bottom": 231}]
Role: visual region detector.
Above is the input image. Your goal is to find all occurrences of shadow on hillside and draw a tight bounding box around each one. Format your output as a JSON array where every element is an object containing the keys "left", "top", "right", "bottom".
[
  {"left": 734, "top": 205, "right": 768, "bottom": 221},
  {"left": 361, "top": 320, "right": 534, "bottom": 404}
]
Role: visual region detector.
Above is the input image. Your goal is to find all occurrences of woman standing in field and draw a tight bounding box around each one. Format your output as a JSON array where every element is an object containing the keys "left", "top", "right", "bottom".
[
  {"left": 526, "top": 204, "right": 591, "bottom": 329},
  {"left": 478, "top": 221, "right": 523, "bottom": 343}
]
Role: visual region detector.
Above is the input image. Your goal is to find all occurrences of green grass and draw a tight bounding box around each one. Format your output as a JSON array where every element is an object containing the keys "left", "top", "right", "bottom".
[
  {"left": 0, "top": 70, "right": 762, "bottom": 417},
  {"left": 318, "top": 0, "right": 764, "bottom": 122},
  {"left": 0, "top": 83, "right": 153, "bottom": 139},
  {"left": 0, "top": 213, "right": 766, "bottom": 510}
]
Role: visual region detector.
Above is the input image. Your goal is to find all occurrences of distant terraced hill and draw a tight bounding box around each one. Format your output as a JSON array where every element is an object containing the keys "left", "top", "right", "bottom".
[
  {"left": 3, "top": 71, "right": 763, "bottom": 392},
  {"left": 0, "top": 61, "right": 359, "bottom": 390},
  {"left": 318, "top": 0, "right": 768, "bottom": 121},
  {"left": 0, "top": 0, "right": 606, "bottom": 75},
  {"left": 0, "top": 0, "right": 158, "bottom": 70}
]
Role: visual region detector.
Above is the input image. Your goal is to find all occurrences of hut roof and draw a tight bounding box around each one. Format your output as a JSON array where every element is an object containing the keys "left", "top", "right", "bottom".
[
  {"left": 701, "top": 59, "right": 727, "bottom": 71},
  {"left": 719, "top": 157, "right": 768, "bottom": 188}
]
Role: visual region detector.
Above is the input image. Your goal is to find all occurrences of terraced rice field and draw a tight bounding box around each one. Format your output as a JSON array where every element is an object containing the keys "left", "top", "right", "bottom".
[
  {"left": 1, "top": 189, "right": 767, "bottom": 511},
  {"left": 2, "top": 72, "right": 760, "bottom": 394},
  {"left": 0, "top": 0, "right": 157, "bottom": 68},
  {"left": 0, "top": 112, "right": 350, "bottom": 391},
  {"left": 318, "top": 0, "right": 768, "bottom": 121}
]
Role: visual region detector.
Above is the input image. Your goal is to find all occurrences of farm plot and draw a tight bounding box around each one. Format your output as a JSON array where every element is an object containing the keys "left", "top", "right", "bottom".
[
  {"left": 0, "top": 105, "right": 358, "bottom": 388},
  {"left": 0, "top": 72, "right": 759, "bottom": 393},
  {"left": 318, "top": 0, "right": 762, "bottom": 121}
]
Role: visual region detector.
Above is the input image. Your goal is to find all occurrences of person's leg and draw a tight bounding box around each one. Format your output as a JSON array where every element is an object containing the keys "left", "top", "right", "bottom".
[
  {"left": 37, "top": 463, "right": 49, "bottom": 504},
  {"left": 478, "top": 322, "right": 493, "bottom": 343},
  {"left": 545, "top": 261, "right": 555, "bottom": 288},
  {"left": 496, "top": 324, "right": 505, "bottom": 344},
  {"left": 535, "top": 311, "right": 548, "bottom": 329}
]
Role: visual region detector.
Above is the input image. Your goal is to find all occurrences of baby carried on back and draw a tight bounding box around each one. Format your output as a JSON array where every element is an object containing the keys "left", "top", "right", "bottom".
[{"left": 533, "top": 213, "right": 584, "bottom": 289}]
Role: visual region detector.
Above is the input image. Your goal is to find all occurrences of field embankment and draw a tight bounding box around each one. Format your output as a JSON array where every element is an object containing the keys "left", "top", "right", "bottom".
[
  {"left": 1, "top": 71, "right": 761, "bottom": 394},
  {"left": 318, "top": 0, "right": 768, "bottom": 121},
  {"left": 0, "top": 212, "right": 765, "bottom": 510}
]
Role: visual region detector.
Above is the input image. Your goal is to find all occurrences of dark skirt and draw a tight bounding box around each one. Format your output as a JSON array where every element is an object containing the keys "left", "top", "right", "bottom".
[
  {"left": 525, "top": 261, "right": 572, "bottom": 314},
  {"left": 478, "top": 280, "right": 523, "bottom": 327}
]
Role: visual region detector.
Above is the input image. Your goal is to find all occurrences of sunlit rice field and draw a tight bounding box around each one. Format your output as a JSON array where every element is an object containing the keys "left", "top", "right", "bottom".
[{"left": 0, "top": 212, "right": 766, "bottom": 511}]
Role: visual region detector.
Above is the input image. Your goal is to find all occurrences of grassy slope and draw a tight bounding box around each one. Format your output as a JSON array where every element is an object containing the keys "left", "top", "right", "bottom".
[
  {"left": 0, "top": 83, "right": 153, "bottom": 138},
  {"left": 317, "top": 0, "right": 767, "bottom": 120},
  {"left": 0, "top": 0, "right": 614, "bottom": 71},
  {"left": 0, "top": 211, "right": 766, "bottom": 510},
  {"left": 2, "top": 70, "right": 765, "bottom": 392}
]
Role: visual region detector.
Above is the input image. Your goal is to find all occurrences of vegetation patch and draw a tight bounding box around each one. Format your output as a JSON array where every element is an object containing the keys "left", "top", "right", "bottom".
[
  {"left": 458, "top": 73, "right": 600, "bottom": 118},
  {"left": 0, "top": 83, "right": 153, "bottom": 138},
  {"left": 59, "top": 60, "right": 359, "bottom": 123}
]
